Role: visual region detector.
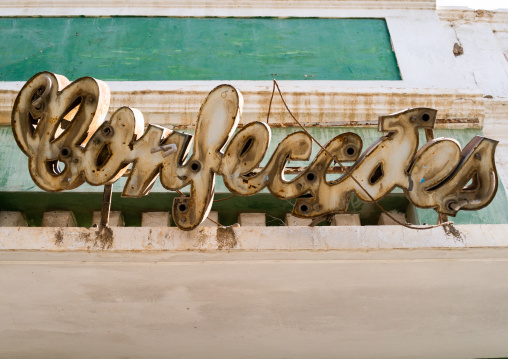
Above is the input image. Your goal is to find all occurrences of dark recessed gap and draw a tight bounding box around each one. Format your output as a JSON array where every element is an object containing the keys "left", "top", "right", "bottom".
[
  {"left": 297, "top": 193, "right": 313, "bottom": 198},
  {"left": 46, "top": 159, "right": 65, "bottom": 176},
  {"left": 422, "top": 113, "right": 430, "bottom": 122},
  {"left": 240, "top": 137, "right": 254, "bottom": 156},
  {"left": 28, "top": 112, "right": 39, "bottom": 136},
  {"left": 96, "top": 144, "right": 111, "bottom": 168},
  {"left": 53, "top": 96, "right": 82, "bottom": 141},
  {"left": 30, "top": 86, "right": 46, "bottom": 103},
  {"left": 462, "top": 171, "right": 480, "bottom": 192},
  {"left": 369, "top": 163, "right": 384, "bottom": 185},
  {"left": 60, "top": 119, "right": 71, "bottom": 131},
  {"left": 62, "top": 97, "right": 82, "bottom": 122},
  {"left": 242, "top": 171, "right": 257, "bottom": 178}
]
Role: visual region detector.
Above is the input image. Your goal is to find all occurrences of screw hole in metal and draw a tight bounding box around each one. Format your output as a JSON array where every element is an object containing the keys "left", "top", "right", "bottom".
[
  {"left": 306, "top": 172, "right": 316, "bottom": 182},
  {"left": 300, "top": 204, "right": 309, "bottom": 213},
  {"left": 190, "top": 161, "right": 201, "bottom": 172},
  {"left": 345, "top": 146, "right": 356, "bottom": 156},
  {"left": 60, "top": 146, "right": 72, "bottom": 159},
  {"left": 178, "top": 203, "right": 188, "bottom": 212},
  {"left": 102, "top": 125, "right": 114, "bottom": 137},
  {"left": 422, "top": 113, "right": 430, "bottom": 122}
]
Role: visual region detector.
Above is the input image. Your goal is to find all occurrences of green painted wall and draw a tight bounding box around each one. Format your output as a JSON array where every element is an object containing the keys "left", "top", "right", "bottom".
[
  {"left": 1, "top": 126, "right": 506, "bottom": 226},
  {"left": 0, "top": 17, "right": 400, "bottom": 81}
]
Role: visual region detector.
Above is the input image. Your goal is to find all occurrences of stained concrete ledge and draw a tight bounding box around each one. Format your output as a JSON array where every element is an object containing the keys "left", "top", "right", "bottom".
[{"left": 1, "top": 224, "right": 507, "bottom": 253}]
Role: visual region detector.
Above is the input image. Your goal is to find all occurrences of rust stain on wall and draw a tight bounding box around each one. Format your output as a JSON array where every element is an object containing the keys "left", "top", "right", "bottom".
[{"left": 216, "top": 227, "right": 238, "bottom": 250}]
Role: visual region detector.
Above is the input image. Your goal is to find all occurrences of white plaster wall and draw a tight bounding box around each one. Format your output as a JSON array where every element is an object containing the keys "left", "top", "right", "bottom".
[
  {"left": 437, "top": 9, "right": 508, "bottom": 98},
  {"left": 2, "top": 226, "right": 508, "bottom": 358},
  {"left": 437, "top": 9, "right": 508, "bottom": 196},
  {"left": 2, "top": 253, "right": 508, "bottom": 359},
  {"left": 0, "top": 0, "right": 436, "bottom": 16},
  {"left": 451, "top": 22, "right": 508, "bottom": 98}
]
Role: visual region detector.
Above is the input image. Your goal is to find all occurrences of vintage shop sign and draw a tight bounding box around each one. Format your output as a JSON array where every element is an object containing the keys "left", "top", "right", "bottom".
[{"left": 12, "top": 72, "right": 499, "bottom": 230}]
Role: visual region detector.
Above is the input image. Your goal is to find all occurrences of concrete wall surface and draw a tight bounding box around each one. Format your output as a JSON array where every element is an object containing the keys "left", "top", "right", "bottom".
[
  {"left": 2, "top": 225, "right": 508, "bottom": 251},
  {"left": 1, "top": 226, "right": 508, "bottom": 358}
]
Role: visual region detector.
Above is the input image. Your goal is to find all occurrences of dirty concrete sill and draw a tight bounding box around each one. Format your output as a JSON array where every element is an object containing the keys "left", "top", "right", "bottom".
[{"left": 0, "top": 225, "right": 507, "bottom": 253}]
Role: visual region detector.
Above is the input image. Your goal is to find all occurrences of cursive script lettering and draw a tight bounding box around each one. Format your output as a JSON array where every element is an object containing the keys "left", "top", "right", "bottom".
[{"left": 12, "top": 72, "right": 499, "bottom": 229}]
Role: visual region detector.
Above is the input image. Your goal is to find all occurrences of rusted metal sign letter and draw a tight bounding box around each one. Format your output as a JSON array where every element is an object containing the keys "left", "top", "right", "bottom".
[{"left": 12, "top": 72, "right": 499, "bottom": 230}]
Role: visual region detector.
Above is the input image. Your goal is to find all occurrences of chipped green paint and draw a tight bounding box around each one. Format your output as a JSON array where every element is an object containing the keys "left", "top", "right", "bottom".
[
  {"left": 1, "top": 126, "right": 506, "bottom": 226},
  {"left": 0, "top": 17, "right": 400, "bottom": 81}
]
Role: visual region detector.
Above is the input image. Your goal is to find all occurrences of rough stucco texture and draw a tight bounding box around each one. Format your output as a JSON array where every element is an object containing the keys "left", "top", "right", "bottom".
[{"left": 0, "top": 17, "right": 401, "bottom": 81}]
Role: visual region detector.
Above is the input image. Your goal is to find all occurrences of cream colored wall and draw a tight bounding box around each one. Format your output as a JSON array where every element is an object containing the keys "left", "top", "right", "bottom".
[{"left": 2, "top": 226, "right": 508, "bottom": 358}]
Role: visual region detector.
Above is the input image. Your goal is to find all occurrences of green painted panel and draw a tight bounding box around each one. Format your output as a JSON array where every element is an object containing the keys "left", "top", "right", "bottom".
[
  {"left": 0, "top": 17, "right": 400, "bottom": 81},
  {"left": 1, "top": 126, "right": 506, "bottom": 225}
]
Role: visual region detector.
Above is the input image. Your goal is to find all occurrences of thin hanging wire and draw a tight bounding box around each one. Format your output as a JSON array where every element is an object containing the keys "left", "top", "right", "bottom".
[
  {"left": 266, "top": 79, "right": 453, "bottom": 230},
  {"left": 172, "top": 81, "right": 454, "bottom": 230}
]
